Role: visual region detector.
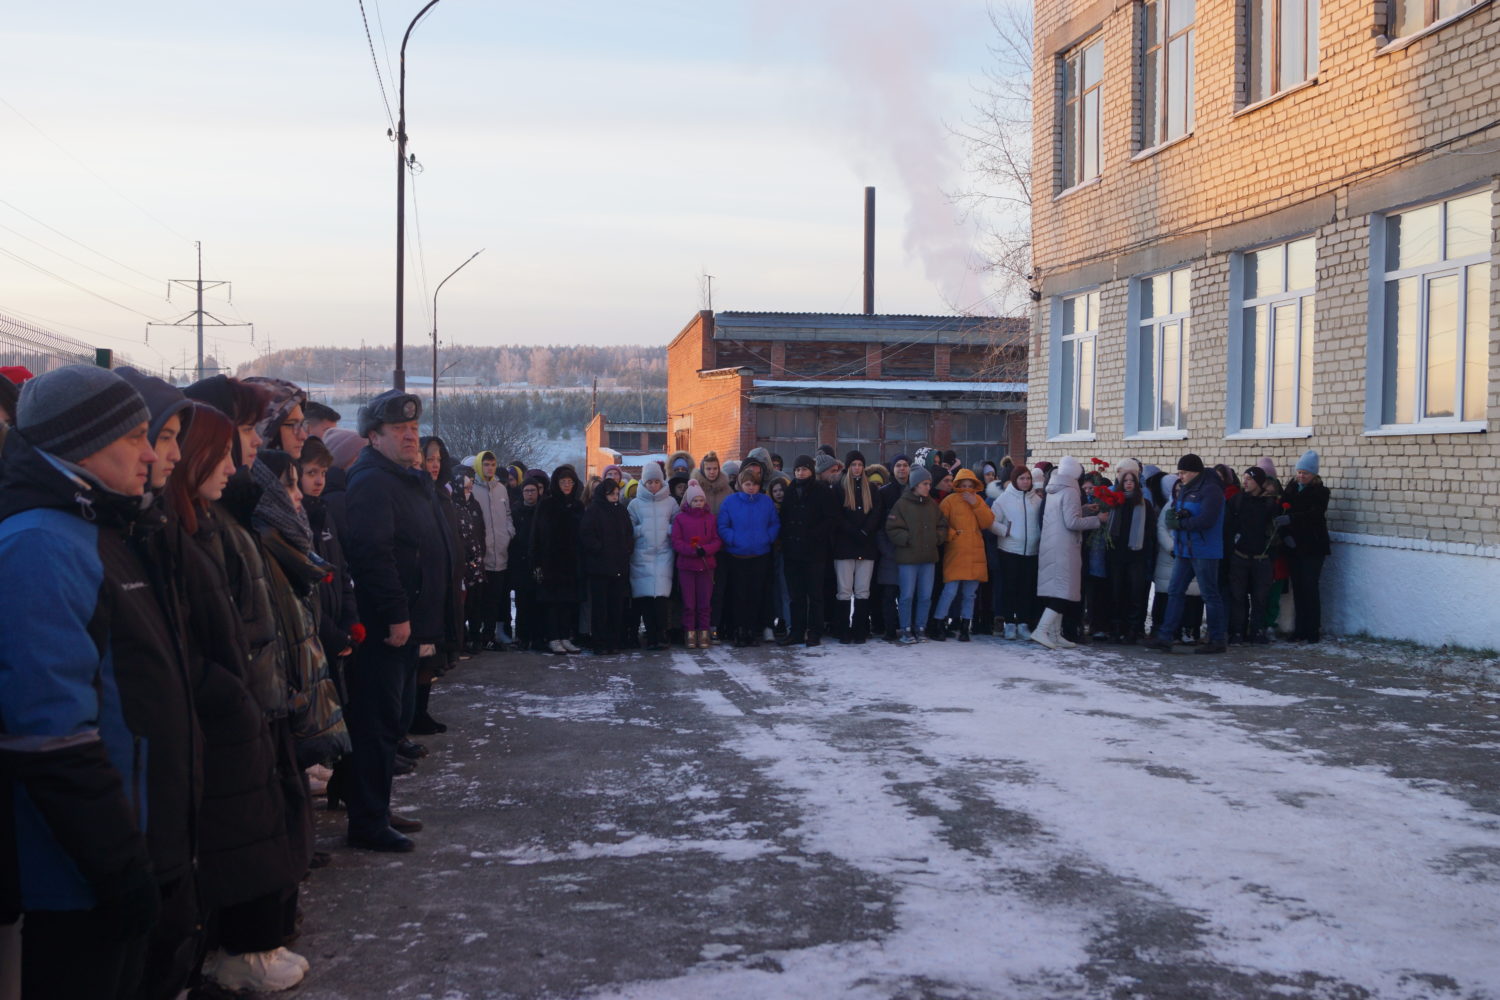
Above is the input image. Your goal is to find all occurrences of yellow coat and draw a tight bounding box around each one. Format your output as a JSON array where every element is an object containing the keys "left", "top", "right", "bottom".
[{"left": 940, "top": 471, "right": 995, "bottom": 582}]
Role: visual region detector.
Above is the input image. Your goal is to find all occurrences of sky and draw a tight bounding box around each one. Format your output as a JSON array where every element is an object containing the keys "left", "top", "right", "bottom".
[{"left": 0, "top": 0, "right": 1017, "bottom": 374}]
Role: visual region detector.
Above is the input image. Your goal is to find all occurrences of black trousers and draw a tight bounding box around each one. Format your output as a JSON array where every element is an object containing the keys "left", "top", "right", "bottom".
[
  {"left": 997, "top": 551, "right": 1038, "bottom": 625},
  {"left": 1152, "top": 591, "right": 1204, "bottom": 637},
  {"left": 213, "top": 886, "right": 296, "bottom": 956},
  {"left": 634, "top": 596, "right": 670, "bottom": 645},
  {"left": 709, "top": 560, "right": 731, "bottom": 630},
  {"left": 1288, "top": 551, "right": 1325, "bottom": 640},
  {"left": 879, "top": 582, "right": 899, "bottom": 636},
  {"left": 344, "top": 639, "right": 419, "bottom": 838},
  {"left": 22, "top": 907, "right": 148, "bottom": 1000},
  {"left": 1108, "top": 549, "right": 1151, "bottom": 638},
  {"left": 726, "top": 553, "right": 771, "bottom": 635},
  {"left": 1228, "top": 552, "right": 1273, "bottom": 638},
  {"left": 786, "top": 557, "right": 825, "bottom": 640},
  {"left": 513, "top": 581, "right": 540, "bottom": 648},
  {"left": 479, "top": 569, "right": 509, "bottom": 639},
  {"left": 588, "top": 576, "right": 629, "bottom": 649},
  {"left": 544, "top": 600, "right": 578, "bottom": 642}
]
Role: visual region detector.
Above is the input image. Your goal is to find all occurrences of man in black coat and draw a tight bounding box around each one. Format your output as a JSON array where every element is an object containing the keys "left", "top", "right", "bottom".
[{"left": 342, "top": 390, "right": 453, "bottom": 853}]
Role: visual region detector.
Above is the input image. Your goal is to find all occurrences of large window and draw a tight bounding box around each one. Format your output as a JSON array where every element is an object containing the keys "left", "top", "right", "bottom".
[
  {"left": 1240, "top": 238, "right": 1315, "bottom": 430},
  {"left": 1142, "top": 0, "right": 1195, "bottom": 149},
  {"left": 1055, "top": 291, "right": 1099, "bottom": 437},
  {"left": 1246, "top": 0, "right": 1318, "bottom": 104},
  {"left": 952, "top": 412, "right": 1008, "bottom": 468},
  {"left": 1378, "top": 191, "right": 1491, "bottom": 427},
  {"left": 835, "top": 408, "right": 879, "bottom": 459},
  {"left": 755, "top": 406, "right": 816, "bottom": 458},
  {"left": 1061, "top": 36, "right": 1103, "bottom": 190},
  {"left": 883, "top": 410, "right": 929, "bottom": 461},
  {"left": 1389, "top": 0, "right": 1485, "bottom": 37},
  {"left": 1136, "top": 268, "right": 1191, "bottom": 433}
]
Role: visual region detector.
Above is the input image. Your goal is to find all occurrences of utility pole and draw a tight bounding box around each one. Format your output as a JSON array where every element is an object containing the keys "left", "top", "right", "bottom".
[
  {"left": 394, "top": 0, "right": 445, "bottom": 391},
  {"left": 147, "top": 242, "right": 251, "bottom": 379}
]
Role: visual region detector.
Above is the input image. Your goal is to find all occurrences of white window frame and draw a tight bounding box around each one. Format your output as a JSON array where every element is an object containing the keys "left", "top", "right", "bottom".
[
  {"left": 1049, "top": 290, "right": 1099, "bottom": 441},
  {"left": 1060, "top": 36, "right": 1104, "bottom": 192},
  {"left": 1365, "top": 188, "right": 1493, "bottom": 436},
  {"left": 1227, "top": 237, "right": 1317, "bottom": 439},
  {"left": 1126, "top": 267, "right": 1192, "bottom": 439},
  {"left": 1244, "top": 0, "right": 1319, "bottom": 107},
  {"left": 1140, "top": 0, "right": 1196, "bottom": 152}
]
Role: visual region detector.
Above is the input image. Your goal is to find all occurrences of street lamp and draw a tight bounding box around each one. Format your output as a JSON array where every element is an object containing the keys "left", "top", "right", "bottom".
[
  {"left": 394, "top": 0, "right": 444, "bottom": 391},
  {"left": 431, "top": 248, "right": 484, "bottom": 436}
]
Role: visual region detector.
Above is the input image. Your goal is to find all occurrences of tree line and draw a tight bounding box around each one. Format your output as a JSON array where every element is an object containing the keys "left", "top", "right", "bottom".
[{"left": 235, "top": 344, "right": 666, "bottom": 389}]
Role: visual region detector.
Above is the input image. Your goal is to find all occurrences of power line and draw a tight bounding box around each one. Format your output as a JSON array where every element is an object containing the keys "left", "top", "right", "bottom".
[
  {"left": 0, "top": 245, "right": 172, "bottom": 322},
  {"left": 0, "top": 95, "right": 191, "bottom": 244},
  {"left": 408, "top": 162, "right": 433, "bottom": 331},
  {"left": 0, "top": 220, "right": 168, "bottom": 301},
  {"left": 0, "top": 196, "right": 168, "bottom": 285},
  {"left": 356, "top": 0, "right": 397, "bottom": 132}
]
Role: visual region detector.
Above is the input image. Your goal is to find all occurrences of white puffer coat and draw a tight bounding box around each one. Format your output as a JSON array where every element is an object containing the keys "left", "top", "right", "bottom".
[
  {"left": 989, "top": 482, "right": 1042, "bottom": 556},
  {"left": 1036, "top": 456, "right": 1103, "bottom": 602},
  {"left": 1154, "top": 499, "right": 1201, "bottom": 597},
  {"left": 628, "top": 485, "right": 679, "bottom": 597}
]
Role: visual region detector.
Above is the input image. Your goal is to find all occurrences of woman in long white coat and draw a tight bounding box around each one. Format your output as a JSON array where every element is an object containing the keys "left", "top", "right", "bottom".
[
  {"left": 628, "top": 462, "right": 679, "bottom": 649},
  {"left": 1033, "top": 456, "right": 1108, "bottom": 649}
]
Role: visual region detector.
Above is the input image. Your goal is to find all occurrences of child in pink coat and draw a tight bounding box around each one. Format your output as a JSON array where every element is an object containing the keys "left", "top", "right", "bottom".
[{"left": 671, "top": 479, "right": 722, "bottom": 649}]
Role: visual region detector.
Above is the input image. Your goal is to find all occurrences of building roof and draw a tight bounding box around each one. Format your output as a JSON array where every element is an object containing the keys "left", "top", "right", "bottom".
[
  {"left": 714, "top": 311, "right": 1024, "bottom": 345},
  {"left": 751, "top": 378, "right": 1027, "bottom": 394},
  {"left": 607, "top": 421, "right": 668, "bottom": 433},
  {"left": 748, "top": 378, "right": 1026, "bottom": 413}
]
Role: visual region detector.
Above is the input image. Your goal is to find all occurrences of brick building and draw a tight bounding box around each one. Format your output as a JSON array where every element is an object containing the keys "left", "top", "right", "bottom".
[
  {"left": 1029, "top": 0, "right": 1499, "bottom": 647},
  {"left": 666, "top": 310, "right": 1028, "bottom": 469},
  {"left": 583, "top": 414, "right": 668, "bottom": 480}
]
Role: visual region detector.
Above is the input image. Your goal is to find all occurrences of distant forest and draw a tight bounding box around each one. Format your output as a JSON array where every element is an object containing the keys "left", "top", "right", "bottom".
[{"left": 235, "top": 344, "right": 666, "bottom": 388}]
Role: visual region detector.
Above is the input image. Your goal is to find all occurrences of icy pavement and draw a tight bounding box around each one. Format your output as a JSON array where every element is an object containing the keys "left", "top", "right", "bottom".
[{"left": 286, "top": 638, "right": 1500, "bottom": 1000}]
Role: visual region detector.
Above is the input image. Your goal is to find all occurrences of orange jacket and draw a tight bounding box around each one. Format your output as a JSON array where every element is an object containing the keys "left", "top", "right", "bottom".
[{"left": 940, "top": 470, "right": 994, "bottom": 581}]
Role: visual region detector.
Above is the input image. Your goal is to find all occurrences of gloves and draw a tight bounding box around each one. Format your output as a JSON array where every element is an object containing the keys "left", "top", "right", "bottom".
[
  {"left": 1164, "top": 508, "right": 1181, "bottom": 529},
  {"left": 92, "top": 861, "right": 160, "bottom": 943},
  {"left": 694, "top": 545, "right": 707, "bottom": 558},
  {"left": 1273, "top": 514, "right": 1291, "bottom": 527},
  {"left": 1284, "top": 535, "right": 1297, "bottom": 549}
]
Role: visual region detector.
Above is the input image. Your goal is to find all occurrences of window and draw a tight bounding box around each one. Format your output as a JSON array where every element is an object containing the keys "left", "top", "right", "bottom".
[
  {"left": 1246, "top": 0, "right": 1319, "bottom": 104},
  {"left": 1136, "top": 268, "right": 1192, "bottom": 433},
  {"left": 882, "top": 410, "right": 929, "bottom": 461},
  {"left": 1240, "top": 238, "right": 1315, "bottom": 430},
  {"left": 1061, "top": 36, "right": 1103, "bottom": 189},
  {"left": 755, "top": 406, "right": 816, "bottom": 457},
  {"left": 835, "top": 408, "right": 879, "bottom": 459},
  {"left": 1142, "top": 0, "right": 1195, "bottom": 149},
  {"left": 1389, "top": 0, "right": 1484, "bottom": 37},
  {"left": 1054, "top": 291, "right": 1099, "bottom": 437},
  {"left": 1376, "top": 191, "right": 1491, "bottom": 427},
  {"left": 952, "top": 412, "right": 1008, "bottom": 468}
]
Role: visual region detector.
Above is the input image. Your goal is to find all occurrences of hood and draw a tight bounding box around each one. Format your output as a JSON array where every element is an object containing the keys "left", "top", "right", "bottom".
[
  {"left": 668, "top": 450, "right": 694, "bottom": 477},
  {"left": 592, "top": 479, "right": 620, "bottom": 505},
  {"left": 474, "top": 450, "right": 499, "bottom": 481},
  {"left": 638, "top": 478, "right": 675, "bottom": 503},
  {"left": 549, "top": 463, "right": 581, "bottom": 498},
  {"left": 243, "top": 376, "right": 307, "bottom": 446},
  {"left": 115, "top": 367, "right": 194, "bottom": 444},
  {"left": 952, "top": 468, "right": 982, "bottom": 490},
  {"left": 1049, "top": 456, "right": 1083, "bottom": 494}
]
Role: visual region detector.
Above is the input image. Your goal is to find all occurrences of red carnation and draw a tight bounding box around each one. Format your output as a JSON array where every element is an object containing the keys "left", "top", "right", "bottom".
[
  {"left": 350, "top": 623, "right": 367, "bottom": 645},
  {"left": 1281, "top": 502, "right": 1291, "bottom": 511}
]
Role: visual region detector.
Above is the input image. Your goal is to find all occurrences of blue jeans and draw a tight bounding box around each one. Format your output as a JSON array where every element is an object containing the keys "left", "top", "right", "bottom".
[
  {"left": 1156, "top": 556, "right": 1227, "bottom": 643},
  {"left": 897, "top": 563, "right": 935, "bottom": 629},
  {"left": 936, "top": 579, "right": 980, "bottom": 620}
]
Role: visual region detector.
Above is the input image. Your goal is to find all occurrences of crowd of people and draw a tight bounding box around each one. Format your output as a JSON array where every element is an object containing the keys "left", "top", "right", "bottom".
[{"left": 0, "top": 362, "right": 1332, "bottom": 998}]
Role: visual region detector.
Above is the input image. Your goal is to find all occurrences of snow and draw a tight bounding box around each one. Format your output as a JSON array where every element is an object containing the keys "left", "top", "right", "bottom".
[{"left": 582, "top": 639, "right": 1500, "bottom": 999}]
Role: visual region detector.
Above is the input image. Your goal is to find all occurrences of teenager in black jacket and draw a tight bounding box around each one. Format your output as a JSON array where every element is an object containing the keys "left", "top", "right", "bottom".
[{"left": 580, "top": 478, "right": 635, "bottom": 653}]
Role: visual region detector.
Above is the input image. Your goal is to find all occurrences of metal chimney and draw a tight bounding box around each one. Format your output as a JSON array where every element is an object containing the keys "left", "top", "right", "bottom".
[{"left": 863, "top": 186, "right": 875, "bottom": 315}]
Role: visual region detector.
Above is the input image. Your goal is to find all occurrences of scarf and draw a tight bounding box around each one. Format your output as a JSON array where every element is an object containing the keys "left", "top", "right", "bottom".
[{"left": 251, "top": 458, "right": 312, "bottom": 553}]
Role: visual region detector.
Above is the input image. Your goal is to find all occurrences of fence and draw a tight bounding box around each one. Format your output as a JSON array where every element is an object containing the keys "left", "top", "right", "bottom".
[{"left": 0, "top": 310, "right": 159, "bottom": 376}]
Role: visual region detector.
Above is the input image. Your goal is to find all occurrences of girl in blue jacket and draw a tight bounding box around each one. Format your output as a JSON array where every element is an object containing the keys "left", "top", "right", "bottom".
[{"left": 715, "top": 464, "right": 780, "bottom": 647}]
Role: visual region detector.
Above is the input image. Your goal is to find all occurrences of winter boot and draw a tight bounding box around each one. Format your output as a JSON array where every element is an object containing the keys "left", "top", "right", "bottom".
[
  {"left": 408, "top": 683, "right": 447, "bottom": 735},
  {"left": 958, "top": 619, "right": 972, "bottom": 642},
  {"left": 852, "top": 599, "right": 870, "bottom": 644},
  {"left": 1017, "top": 622, "right": 1032, "bottom": 641},
  {"left": 1031, "top": 609, "right": 1060, "bottom": 649},
  {"left": 1003, "top": 622, "right": 1018, "bottom": 640},
  {"left": 927, "top": 618, "right": 947, "bottom": 642}
]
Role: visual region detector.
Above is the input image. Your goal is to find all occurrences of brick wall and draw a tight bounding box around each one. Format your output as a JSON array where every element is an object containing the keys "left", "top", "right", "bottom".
[{"left": 1029, "top": 0, "right": 1499, "bottom": 551}]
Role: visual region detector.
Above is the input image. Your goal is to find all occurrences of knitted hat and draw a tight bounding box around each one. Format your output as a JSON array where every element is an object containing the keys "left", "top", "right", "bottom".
[
  {"left": 321, "top": 426, "right": 365, "bottom": 469},
  {"left": 603, "top": 464, "right": 624, "bottom": 480},
  {"left": 683, "top": 478, "right": 707, "bottom": 505},
  {"left": 16, "top": 365, "right": 150, "bottom": 463},
  {"left": 793, "top": 454, "right": 816, "bottom": 473},
  {"left": 908, "top": 466, "right": 932, "bottom": 489},
  {"left": 115, "top": 367, "right": 193, "bottom": 444},
  {"left": 817, "top": 444, "right": 836, "bottom": 458},
  {"left": 843, "top": 449, "right": 866, "bottom": 468},
  {"left": 1176, "top": 453, "right": 1205, "bottom": 473},
  {"left": 1257, "top": 456, "right": 1277, "bottom": 478},
  {"left": 814, "top": 454, "right": 840, "bottom": 476},
  {"left": 1295, "top": 450, "right": 1319, "bottom": 475},
  {"left": 888, "top": 453, "right": 910, "bottom": 468},
  {"left": 1242, "top": 466, "right": 1267, "bottom": 487},
  {"left": 357, "top": 390, "right": 421, "bottom": 436},
  {"left": 1116, "top": 457, "right": 1142, "bottom": 479},
  {"left": 640, "top": 462, "right": 664, "bottom": 483},
  {"left": 0, "top": 366, "right": 28, "bottom": 420}
]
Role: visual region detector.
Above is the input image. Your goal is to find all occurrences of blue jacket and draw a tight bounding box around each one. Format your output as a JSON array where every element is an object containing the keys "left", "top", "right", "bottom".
[
  {"left": 0, "top": 432, "right": 199, "bottom": 914},
  {"left": 716, "top": 491, "right": 780, "bottom": 558},
  {"left": 1171, "top": 472, "right": 1226, "bottom": 560}
]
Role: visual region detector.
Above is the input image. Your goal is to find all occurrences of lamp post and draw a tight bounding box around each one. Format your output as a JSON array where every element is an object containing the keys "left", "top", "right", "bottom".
[
  {"left": 394, "top": 0, "right": 444, "bottom": 391},
  {"left": 431, "top": 248, "right": 484, "bottom": 436}
]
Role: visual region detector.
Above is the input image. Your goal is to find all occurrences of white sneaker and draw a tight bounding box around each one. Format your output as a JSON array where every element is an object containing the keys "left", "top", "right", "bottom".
[
  {"left": 763, "top": 627, "right": 776, "bottom": 642},
  {"left": 203, "top": 948, "right": 305, "bottom": 992},
  {"left": 1016, "top": 624, "right": 1031, "bottom": 641},
  {"left": 548, "top": 640, "right": 566, "bottom": 655},
  {"left": 1003, "top": 623, "right": 1018, "bottom": 640},
  {"left": 560, "top": 638, "right": 581, "bottom": 654},
  {"left": 280, "top": 947, "right": 310, "bottom": 973}
]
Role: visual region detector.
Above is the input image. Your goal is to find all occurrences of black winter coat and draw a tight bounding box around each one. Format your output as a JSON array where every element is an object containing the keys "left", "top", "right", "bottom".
[
  {"left": 780, "top": 477, "right": 832, "bottom": 562},
  {"left": 509, "top": 500, "right": 538, "bottom": 580},
  {"left": 305, "top": 494, "right": 357, "bottom": 660},
  {"left": 831, "top": 476, "right": 881, "bottom": 561},
  {"left": 1226, "top": 491, "right": 1279, "bottom": 558},
  {"left": 579, "top": 484, "right": 634, "bottom": 578},
  {"left": 1281, "top": 480, "right": 1331, "bottom": 557},
  {"left": 345, "top": 445, "right": 454, "bottom": 641},
  {"left": 453, "top": 490, "right": 487, "bottom": 589},
  {"left": 533, "top": 475, "right": 584, "bottom": 603}
]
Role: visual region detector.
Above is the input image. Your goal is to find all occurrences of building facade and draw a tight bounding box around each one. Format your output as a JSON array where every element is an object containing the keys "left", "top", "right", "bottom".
[
  {"left": 583, "top": 414, "right": 668, "bottom": 480},
  {"left": 1029, "top": 0, "right": 1499, "bottom": 648},
  {"left": 667, "top": 311, "right": 1028, "bottom": 469}
]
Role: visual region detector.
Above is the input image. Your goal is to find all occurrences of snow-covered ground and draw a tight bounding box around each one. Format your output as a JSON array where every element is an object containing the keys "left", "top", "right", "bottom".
[{"left": 295, "top": 638, "right": 1500, "bottom": 1000}]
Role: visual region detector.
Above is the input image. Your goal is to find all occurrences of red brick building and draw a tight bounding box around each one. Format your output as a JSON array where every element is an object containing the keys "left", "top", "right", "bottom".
[
  {"left": 583, "top": 414, "right": 669, "bottom": 480},
  {"left": 667, "top": 311, "right": 1027, "bottom": 467}
]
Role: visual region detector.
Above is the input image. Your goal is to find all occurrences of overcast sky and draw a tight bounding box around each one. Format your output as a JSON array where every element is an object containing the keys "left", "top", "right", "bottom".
[{"left": 2, "top": 0, "right": 1008, "bottom": 372}]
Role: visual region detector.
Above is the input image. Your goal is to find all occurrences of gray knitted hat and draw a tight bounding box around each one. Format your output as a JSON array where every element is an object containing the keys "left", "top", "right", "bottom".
[
  {"left": 17, "top": 365, "right": 150, "bottom": 463},
  {"left": 814, "top": 453, "right": 840, "bottom": 476}
]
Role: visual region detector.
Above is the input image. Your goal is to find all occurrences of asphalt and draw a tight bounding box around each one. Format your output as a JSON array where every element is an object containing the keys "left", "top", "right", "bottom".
[{"left": 259, "top": 636, "right": 1500, "bottom": 1000}]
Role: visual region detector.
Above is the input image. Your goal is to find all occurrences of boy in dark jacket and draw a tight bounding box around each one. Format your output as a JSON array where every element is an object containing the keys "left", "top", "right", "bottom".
[
  {"left": 779, "top": 455, "right": 832, "bottom": 646},
  {"left": 1226, "top": 466, "right": 1278, "bottom": 643}
]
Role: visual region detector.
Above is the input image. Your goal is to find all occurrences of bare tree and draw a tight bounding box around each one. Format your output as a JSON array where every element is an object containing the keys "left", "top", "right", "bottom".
[
  {"left": 433, "top": 393, "right": 545, "bottom": 467},
  {"left": 950, "top": 2, "right": 1034, "bottom": 318}
]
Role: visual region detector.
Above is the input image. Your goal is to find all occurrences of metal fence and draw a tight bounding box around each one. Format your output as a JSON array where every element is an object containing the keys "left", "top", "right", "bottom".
[{"left": 0, "top": 309, "right": 159, "bottom": 375}]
